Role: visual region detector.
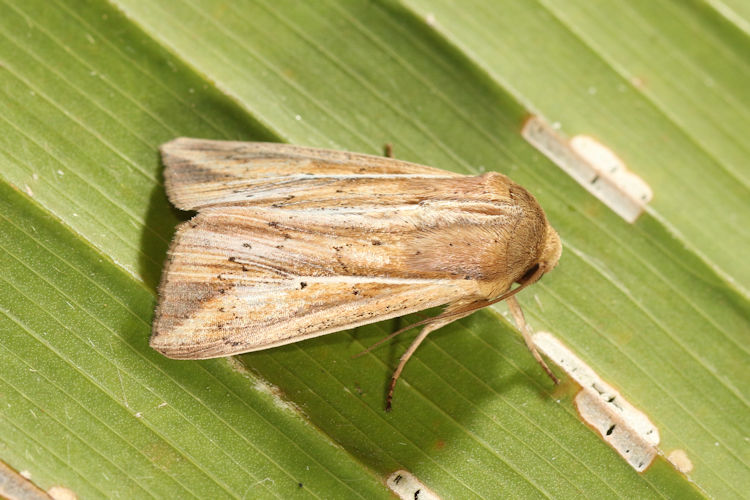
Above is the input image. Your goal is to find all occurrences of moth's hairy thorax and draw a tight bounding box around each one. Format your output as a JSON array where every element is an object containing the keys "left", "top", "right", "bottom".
[{"left": 405, "top": 172, "right": 551, "bottom": 299}]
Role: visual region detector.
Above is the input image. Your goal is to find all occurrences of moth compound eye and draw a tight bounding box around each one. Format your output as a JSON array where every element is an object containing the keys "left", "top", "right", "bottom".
[{"left": 518, "top": 264, "right": 540, "bottom": 284}]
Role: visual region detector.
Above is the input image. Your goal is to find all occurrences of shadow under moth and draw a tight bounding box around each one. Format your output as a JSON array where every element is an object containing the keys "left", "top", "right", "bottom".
[{"left": 151, "top": 139, "right": 562, "bottom": 410}]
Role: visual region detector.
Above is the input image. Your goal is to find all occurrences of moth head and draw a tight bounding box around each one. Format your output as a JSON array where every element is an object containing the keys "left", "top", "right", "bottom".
[
  {"left": 516, "top": 224, "right": 562, "bottom": 288},
  {"left": 539, "top": 224, "right": 562, "bottom": 274}
]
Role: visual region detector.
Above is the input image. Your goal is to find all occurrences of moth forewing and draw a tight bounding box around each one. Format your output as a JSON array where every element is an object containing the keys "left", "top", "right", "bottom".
[
  {"left": 152, "top": 139, "right": 562, "bottom": 409},
  {"left": 159, "top": 138, "right": 461, "bottom": 211},
  {"left": 150, "top": 204, "right": 484, "bottom": 359}
]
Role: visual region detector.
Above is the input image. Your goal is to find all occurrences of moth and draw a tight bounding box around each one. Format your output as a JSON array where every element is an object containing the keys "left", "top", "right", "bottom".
[{"left": 151, "top": 139, "right": 562, "bottom": 410}]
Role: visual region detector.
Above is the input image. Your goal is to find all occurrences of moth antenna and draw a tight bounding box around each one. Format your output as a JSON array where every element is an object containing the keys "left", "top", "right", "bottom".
[
  {"left": 416, "top": 266, "right": 547, "bottom": 326},
  {"left": 354, "top": 267, "right": 546, "bottom": 360},
  {"left": 471, "top": 264, "right": 547, "bottom": 310},
  {"left": 506, "top": 295, "right": 559, "bottom": 384},
  {"left": 351, "top": 317, "right": 436, "bottom": 359}
]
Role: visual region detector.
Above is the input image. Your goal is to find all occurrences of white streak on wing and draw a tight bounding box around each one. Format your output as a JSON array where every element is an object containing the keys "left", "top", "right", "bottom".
[
  {"left": 186, "top": 172, "right": 454, "bottom": 180},
  {"left": 208, "top": 206, "right": 510, "bottom": 231},
  {"left": 167, "top": 270, "right": 455, "bottom": 286},
  {"left": 279, "top": 276, "right": 456, "bottom": 285}
]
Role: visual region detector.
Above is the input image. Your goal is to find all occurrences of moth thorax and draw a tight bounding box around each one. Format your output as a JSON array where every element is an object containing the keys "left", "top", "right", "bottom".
[{"left": 505, "top": 186, "right": 550, "bottom": 282}]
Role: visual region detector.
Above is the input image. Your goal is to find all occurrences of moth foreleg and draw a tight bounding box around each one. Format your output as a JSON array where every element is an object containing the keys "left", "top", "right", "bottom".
[
  {"left": 385, "top": 307, "right": 474, "bottom": 412},
  {"left": 506, "top": 295, "right": 559, "bottom": 385}
]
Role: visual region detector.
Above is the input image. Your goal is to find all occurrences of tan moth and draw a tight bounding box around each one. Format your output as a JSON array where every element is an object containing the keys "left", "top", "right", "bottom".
[{"left": 151, "top": 139, "right": 562, "bottom": 410}]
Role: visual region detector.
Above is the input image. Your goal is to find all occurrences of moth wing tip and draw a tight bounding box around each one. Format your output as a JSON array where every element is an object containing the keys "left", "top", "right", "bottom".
[
  {"left": 148, "top": 324, "right": 187, "bottom": 359},
  {"left": 149, "top": 339, "right": 197, "bottom": 360},
  {"left": 160, "top": 136, "right": 186, "bottom": 153},
  {"left": 148, "top": 329, "right": 174, "bottom": 357},
  {"left": 149, "top": 327, "right": 231, "bottom": 360},
  {"left": 161, "top": 137, "right": 203, "bottom": 163}
]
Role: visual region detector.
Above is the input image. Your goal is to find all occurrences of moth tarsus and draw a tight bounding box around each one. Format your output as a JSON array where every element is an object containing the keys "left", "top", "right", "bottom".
[
  {"left": 152, "top": 138, "right": 562, "bottom": 410},
  {"left": 383, "top": 143, "right": 393, "bottom": 158}
]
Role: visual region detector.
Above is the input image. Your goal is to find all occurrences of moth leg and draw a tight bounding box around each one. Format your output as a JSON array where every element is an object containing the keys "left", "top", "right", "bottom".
[
  {"left": 385, "top": 309, "right": 473, "bottom": 412},
  {"left": 506, "top": 296, "right": 559, "bottom": 384},
  {"left": 383, "top": 143, "right": 393, "bottom": 158}
]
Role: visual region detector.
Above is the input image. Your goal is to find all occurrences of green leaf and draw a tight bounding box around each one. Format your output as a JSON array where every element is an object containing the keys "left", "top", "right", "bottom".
[{"left": 1, "top": 0, "right": 747, "bottom": 498}]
